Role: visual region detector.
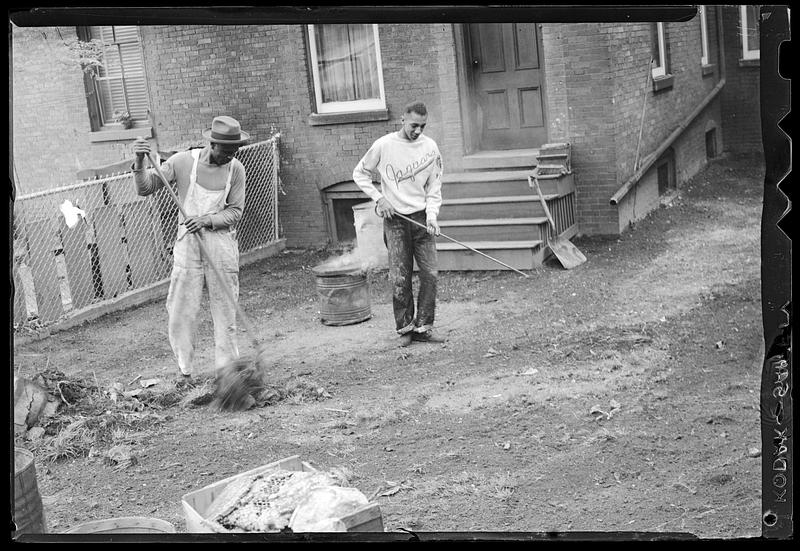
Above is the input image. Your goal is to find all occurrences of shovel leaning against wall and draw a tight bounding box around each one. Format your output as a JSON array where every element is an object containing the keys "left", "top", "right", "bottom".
[{"left": 528, "top": 175, "right": 587, "bottom": 270}]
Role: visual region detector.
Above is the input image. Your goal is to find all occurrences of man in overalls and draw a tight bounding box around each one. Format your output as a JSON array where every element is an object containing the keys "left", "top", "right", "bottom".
[{"left": 131, "top": 116, "right": 249, "bottom": 380}]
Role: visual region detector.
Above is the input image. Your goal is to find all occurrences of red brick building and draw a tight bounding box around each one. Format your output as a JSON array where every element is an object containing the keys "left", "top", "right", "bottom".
[{"left": 11, "top": 6, "right": 763, "bottom": 270}]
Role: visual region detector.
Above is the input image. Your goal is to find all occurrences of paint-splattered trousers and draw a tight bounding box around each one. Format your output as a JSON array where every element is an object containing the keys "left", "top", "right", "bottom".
[
  {"left": 166, "top": 229, "right": 239, "bottom": 375},
  {"left": 383, "top": 210, "right": 438, "bottom": 335}
]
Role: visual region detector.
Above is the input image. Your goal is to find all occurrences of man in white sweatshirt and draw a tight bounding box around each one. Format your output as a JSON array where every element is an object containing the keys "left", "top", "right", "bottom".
[{"left": 353, "top": 101, "right": 445, "bottom": 347}]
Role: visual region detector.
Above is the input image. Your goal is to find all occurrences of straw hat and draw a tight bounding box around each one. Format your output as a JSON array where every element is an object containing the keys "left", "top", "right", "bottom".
[{"left": 202, "top": 116, "right": 250, "bottom": 145}]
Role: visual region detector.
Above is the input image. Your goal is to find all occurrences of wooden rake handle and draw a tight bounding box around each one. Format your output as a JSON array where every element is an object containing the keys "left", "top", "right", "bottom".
[
  {"left": 392, "top": 212, "right": 530, "bottom": 279},
  {"left": 144, "top": 152, "right": 261, "bottom": 347}
]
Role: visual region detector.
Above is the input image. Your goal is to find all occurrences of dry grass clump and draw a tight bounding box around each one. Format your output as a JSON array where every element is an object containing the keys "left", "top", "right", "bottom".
[
  {"left": 25, "top": 369, "right": 176, "bottom": 463},
  {"left": 35, "top": 411, "right": 166, "bottom": 463},
  {"left": 254, "top": 376, "right": 333, "bottom": 407},
  {"left": 422, "top": 471, "right": 517, "bottom": 502}
]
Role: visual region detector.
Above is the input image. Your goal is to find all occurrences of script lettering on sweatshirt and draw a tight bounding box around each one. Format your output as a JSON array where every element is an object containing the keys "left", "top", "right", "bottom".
[{"left": 384, "top": 149, "right": 441, "bottom": 187}]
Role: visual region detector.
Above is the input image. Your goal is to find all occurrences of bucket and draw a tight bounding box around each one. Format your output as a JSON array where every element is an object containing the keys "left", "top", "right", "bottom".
[
  {"left": 13, "top": 448, "right": 47, "bottom": 537},
  {"left": 352, "top": 201, "right": 388, "bottom": 269},
  {"left": 66, "top": 517, "right": 176, "bottom": 533},
  {"left": 311, "top": 261, "right": 372, "bottom": 326}
]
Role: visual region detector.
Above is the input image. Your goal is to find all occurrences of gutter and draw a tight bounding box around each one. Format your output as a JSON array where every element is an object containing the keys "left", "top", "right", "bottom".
[{"left": 610, "top": 7, "right": 727, "bottom": 206}]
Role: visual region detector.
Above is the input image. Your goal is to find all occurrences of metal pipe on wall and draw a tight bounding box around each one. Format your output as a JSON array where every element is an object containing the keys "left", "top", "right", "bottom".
[{"left": 609, "top": 7, "right": 727, "bottom": 206}]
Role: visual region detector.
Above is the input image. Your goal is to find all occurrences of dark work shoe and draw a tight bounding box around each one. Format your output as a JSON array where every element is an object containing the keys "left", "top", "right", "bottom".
[
  {"left": 412, "top": 330, "right": 446, "bottom": 343},
  {"left": 399, "top": 333, "right": 413, "bottom": 347}
]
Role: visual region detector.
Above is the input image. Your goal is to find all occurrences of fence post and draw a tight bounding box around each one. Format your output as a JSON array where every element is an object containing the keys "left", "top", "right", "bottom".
[{"left": 271, "top": 134, "right": 281, "bottom": 241}]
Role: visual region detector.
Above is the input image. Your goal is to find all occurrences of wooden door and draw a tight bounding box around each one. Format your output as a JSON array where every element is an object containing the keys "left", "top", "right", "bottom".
[{"left": 468, "top": 23, "right": 547, "bottom": 150}]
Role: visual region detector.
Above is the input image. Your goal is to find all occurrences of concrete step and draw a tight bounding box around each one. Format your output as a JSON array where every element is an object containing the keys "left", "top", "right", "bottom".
[
  {"left": 440, "top": 195, "right": 557, "bottom": 220},
  {"left": 443, "top": 171, "right": 575, "bottom": 199},
  {"left": 438, "top": 217, "right": 547, "bottom": 242},
  {"left": 462, "top": 149, "right": 539, "bottom": 171},
  {"left": 436, "top": 239, "right": 544, "bottom": 271}
]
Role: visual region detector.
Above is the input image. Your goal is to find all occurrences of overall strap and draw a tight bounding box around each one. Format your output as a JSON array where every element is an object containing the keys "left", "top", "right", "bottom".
[{"left": 190, "top": 148, "right": 202, "bottom": 186}]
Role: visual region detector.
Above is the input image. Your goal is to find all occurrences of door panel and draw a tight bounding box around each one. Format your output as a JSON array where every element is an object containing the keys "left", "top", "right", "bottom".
[
  {"left": 468, "top": 23, "right": 547, "bottom": 150},
  {"left": 475, "top": 23, "right": 505, "bottom": 72},
  {"left": 519, "top": 87, "right": 543, "bottom": 127},
  {"left": 514, "top": 23, "right": 540, "bottom": 69},
  {"left": 485, "top": 90, "right": 510, "bottom": 129}
]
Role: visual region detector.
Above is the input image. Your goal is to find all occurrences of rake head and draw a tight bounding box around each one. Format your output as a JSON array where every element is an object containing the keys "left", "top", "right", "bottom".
[{"left": 212, "top": 356, "right": 267, "bottom": 412}]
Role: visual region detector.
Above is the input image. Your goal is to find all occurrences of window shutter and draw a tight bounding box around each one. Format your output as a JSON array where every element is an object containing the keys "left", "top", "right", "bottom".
[{"left": 88, "top": 25, "right": 149, "bottom": 124}]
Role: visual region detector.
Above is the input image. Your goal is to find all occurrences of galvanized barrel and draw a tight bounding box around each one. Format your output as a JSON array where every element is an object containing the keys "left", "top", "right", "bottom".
[
  {"left": 312, "top": 261, "right": 372, "bottom": 326},
  {"left": 13, "top": 448, "right": 47, "bottom": 537},
  {"left": 66, "top": 517, "right": 176, "bottom": 533}
]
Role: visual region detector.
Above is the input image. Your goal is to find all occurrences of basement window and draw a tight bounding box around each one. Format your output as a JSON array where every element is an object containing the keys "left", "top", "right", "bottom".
[
  {"left": 705, "top": 128, "right": 718, "bottom": 159},
  {"left": 656, "top": 151, "right": 676, "bottom": 196},
  {"left": 321, "top": 181, "right": 377, "bottom": 245}
]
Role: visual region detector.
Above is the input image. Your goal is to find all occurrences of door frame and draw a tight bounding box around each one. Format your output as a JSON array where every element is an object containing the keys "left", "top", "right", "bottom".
[
  {"left": 454, "top": 23, "right": 549, "bottom": 154},
  {"left": 454, "top": 23, "right": 480, "bottom": 156}
]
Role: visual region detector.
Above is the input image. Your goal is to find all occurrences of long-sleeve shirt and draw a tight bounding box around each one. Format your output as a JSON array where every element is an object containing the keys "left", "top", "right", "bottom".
[
  {"left": 133, "top": 145, "right": 246, "bottom": 230},
  {"left": 352, "top": 132, "right": 443, "bottom": 220}
]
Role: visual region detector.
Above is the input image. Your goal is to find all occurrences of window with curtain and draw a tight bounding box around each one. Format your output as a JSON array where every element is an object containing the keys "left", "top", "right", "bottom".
[
  {"left": 308, "top": 24, "right": 386, "bottom": 114},
  {"left": 79, "top": 25, "right": 149, "bottom": 130},
  {"left": 652, "top": 22, "right": 668, "bottom": 78},
  {"left": 699, "top": 6, "right": 710, "bottom": 66},
  {"left": 740, "top": 5, "right": 760, "bottom": 60}
]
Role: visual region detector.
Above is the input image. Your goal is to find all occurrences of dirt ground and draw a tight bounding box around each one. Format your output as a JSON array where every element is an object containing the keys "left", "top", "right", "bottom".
[{"left": 13, "top": 152, "right": 766, "bottom": 540}]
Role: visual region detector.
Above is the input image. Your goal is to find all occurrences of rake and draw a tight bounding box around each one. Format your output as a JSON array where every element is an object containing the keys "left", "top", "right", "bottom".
[{"left": 393, "top": 212, "right": 530, "bottom": 278}]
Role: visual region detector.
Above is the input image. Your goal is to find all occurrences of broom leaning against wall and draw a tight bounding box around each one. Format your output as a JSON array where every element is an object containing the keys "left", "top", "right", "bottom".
[{"left": 130, "top": 116, "right": 251, "bottom": 388}]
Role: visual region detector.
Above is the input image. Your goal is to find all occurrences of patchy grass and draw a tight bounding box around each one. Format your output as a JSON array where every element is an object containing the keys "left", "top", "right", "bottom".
[
  {"left": 37, "top": 417, "right": 92, "bottom": 463},
  {"left": 255, "top": 376, "right": 333, "bottom": 407},
  {"left": 418, "top": 470, "right": 518, "bottom": 502},
  {"left": 34, "top": 411, "right": 167, "bottom": 463},
  {"left": 21, "top": 369, "right": 175, "bottom": 463},
  {"left": 351, "top": 405, "right": 410, "bottom": 429}
]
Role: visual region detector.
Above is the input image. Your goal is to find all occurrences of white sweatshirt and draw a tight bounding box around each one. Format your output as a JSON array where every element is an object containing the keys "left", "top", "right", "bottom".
[{"left": 352, "top": 132, "right": 443, "bottom": 221}]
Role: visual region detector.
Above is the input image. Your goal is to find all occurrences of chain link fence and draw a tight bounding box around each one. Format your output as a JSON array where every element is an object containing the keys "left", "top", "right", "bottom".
[{"left": 12, "top": 134, "right": 281, "bottom": 332}]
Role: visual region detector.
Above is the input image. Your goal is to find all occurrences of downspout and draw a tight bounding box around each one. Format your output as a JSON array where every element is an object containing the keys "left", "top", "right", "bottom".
[{"left": 610, "top": 8, "right": 727, "bottom": 206}]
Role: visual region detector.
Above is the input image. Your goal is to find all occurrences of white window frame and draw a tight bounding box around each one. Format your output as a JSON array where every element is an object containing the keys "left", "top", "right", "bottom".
[
  {"left": 652, "top": 22, "right": 667, "bottom": 78},
  {"left": 741, "top": 5, "right": 760, "bottom": 60},
  {"left": 307, "top": 24, "right": 386, "bottom": 114},
  {"left": 699, "top": 6, "right": 710, "bottom": 66}
]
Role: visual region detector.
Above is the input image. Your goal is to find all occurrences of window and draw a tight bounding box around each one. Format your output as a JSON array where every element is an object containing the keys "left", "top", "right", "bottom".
[
  {"left": 321, "top": 181, "right": 377, "bottom": 244},
  {"left": 652, "top": 22, "right": 667, "bottom": 78},
  {"left": 308, "top": 24, "right": 386, "bottom": 114},
  {"left": 741, "top": 5, "right": 760, "bottom": 60},
  {"left": 651, "top": 22, "right": 674, "bottom": 90},
  {"left": 705, "top": 128, "right": 718, "bottom": 159},
  {"left": 79, "top": 26, "right": 149, "bottom": 130},
  {"left": 656, "top": 150, "right": 676, "bottom": 196},
  {"left": 699, "top": 6, "right": 710, "bottom": 66}
]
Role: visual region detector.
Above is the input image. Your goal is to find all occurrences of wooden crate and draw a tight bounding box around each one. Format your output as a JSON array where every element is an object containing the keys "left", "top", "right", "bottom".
[{"left": 181, "top": 455, "right": 383, "bottom": 533}]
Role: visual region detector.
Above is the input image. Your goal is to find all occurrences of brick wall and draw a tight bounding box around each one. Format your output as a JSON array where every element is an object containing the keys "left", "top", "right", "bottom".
[
  {"left": 543, "top": 23, "right": 619, "bottom": 235},
  {"left": 610, "top": 16, "right": 723, "bottom": 233},
  {"left": 541, "top": 25, "right": 570, "bottom": 142},
  {"left": 14, "top": 18, "right": 749, "bottom": 244},
  {"left": 720, "top": 6, "right": 763, "bottom": 153},
  {"left": 432, "top": 25, "right": 466, "bottom": 173},
  {"left": 11, "top": 26, "right": 138, "bottom": 195},
  {"left": 543, "top": 15, "right": 726, "bottom": 236},
  {"left": 141, "top": 24, "right": 457, "bottom": 248}
]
